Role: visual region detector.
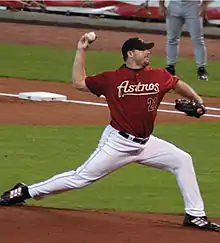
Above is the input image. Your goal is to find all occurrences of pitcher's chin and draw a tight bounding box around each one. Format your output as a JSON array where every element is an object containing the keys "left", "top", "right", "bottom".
[{"left": 143, "top": 62, "right": 150, "bottom": 67}]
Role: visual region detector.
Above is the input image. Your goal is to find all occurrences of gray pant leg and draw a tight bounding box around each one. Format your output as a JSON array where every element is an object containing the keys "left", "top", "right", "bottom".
[
  {"left": 185, "top": 17, "right": 207, "bottom": 67},
  {"left": 166, "top": 15, "right": 184, "bottom": 66}
]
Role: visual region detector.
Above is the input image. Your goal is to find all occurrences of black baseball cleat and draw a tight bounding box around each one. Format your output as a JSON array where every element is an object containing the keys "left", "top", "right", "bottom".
[
  {"left": 183, "top": 213, "right": 220, "bottom": 232},
  {"left": 165, "top": 65, "right": 176, "bottom": 76},
  {"left": 197, "top": 67, "right": 208, "bottom": 81},
  {"left": 0, "top": 183, "right": 31, "bottom": 206}
]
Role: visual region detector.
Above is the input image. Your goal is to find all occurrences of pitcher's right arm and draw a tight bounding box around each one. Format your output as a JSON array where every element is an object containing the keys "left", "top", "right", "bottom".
[
  {"left": 72, "top": 34, "right": 91, "bottom": 92},
  {"left": 72, "top": 33, "right": 107, "bottom": 97}
]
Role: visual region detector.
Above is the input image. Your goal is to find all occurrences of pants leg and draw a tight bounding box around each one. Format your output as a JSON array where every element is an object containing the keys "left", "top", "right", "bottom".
[
  {"left": 185, "top": 17, "right": 207, "bottom": 67},
  {"left": 137, "top": 135, "right": 205, "bottom": 217},
  {"left": 28, "top": 125, "right": 136, "bottom": 199},
  {"left": 166, "top": 15, "right": 184, "bottom": 66}
]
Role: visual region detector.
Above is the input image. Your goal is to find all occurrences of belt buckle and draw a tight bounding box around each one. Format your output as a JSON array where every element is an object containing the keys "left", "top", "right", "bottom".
[
  {"left": 136, "top": 136, "right": 148, "bottom": 144},
  {"left": 128, "top": 135, "right": 135, "bottom": 142},
  {"left": 119, "top": 131, "right": 147, "bottom": 145}
]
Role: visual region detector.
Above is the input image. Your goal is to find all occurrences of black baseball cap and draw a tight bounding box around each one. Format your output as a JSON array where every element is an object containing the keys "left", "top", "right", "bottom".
[{"left": 122, "top": 37, "right": 155, "bottom": 60}]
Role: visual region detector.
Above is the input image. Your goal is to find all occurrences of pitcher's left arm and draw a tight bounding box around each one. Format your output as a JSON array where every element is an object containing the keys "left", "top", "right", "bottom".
[
  {"left": 173, "top": 80, "right": 203, "bottom": 104},
  {"left": 172, "top": 80, "right": 206, "bottom": 118}
]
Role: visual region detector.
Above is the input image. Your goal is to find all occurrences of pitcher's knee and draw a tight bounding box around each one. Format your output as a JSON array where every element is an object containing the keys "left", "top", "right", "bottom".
[
  {"left": 176, "top": 152, "right": 193, "bottom": 170},
  {"left": 70, "top": 169, "right": 101, "bottom": 189},
  {"left": 69, "top": 174, "right": 92, "bottom": 189},
  {"left": 183, "top": 152, "right": 193, "bottom": 163}
]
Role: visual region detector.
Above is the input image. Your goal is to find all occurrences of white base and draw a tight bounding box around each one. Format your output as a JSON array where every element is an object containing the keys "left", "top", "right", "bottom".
[{"left": 18, "top": 92, "right": 67, "bottom": 101}]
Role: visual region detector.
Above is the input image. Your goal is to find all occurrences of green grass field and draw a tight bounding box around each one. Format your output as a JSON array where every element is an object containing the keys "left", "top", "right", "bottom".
[{"left": 0, "top": 43, "right": 220, "bottom": 217}]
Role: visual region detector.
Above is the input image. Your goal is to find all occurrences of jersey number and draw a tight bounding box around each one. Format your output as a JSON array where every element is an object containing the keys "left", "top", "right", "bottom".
[{"left": 147, "top": 97, "right": 157, "bottom": 111}]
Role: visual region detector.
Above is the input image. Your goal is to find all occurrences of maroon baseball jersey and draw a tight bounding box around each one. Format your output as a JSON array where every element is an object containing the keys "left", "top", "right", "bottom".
[{"left": 85, "top": 65, "right": 179, "bottom": 138}]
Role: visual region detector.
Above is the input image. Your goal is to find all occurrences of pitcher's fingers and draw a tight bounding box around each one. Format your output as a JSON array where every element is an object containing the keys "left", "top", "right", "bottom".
[{"left": 79, "top": 34, "right": 87, "bottom": 42}]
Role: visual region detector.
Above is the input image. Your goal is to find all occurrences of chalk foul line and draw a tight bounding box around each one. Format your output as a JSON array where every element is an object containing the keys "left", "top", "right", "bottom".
[{"left": 0, "top": 92, "right": 220, "bottom": 119}]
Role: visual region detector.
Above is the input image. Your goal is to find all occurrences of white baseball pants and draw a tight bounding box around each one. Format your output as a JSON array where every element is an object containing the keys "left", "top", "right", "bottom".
[{"left": 29, "top": 125, "right": 205, "bottom": 217}]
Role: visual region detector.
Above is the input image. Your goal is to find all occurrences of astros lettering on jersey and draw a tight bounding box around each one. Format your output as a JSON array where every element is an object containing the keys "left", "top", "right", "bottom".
[{"left": 117, "top": 80, "right": 160, "bottom": 98}]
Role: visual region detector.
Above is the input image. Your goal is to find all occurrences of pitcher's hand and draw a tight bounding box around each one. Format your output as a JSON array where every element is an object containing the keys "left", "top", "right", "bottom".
[{"left": 77, "top": 34, "right": 90, "bottom": 50}]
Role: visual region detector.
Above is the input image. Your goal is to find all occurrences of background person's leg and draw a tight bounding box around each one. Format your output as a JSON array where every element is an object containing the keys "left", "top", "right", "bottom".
[
  {"left": 166, "top": 14, "right": 184, "bottom": 75},
  {"left": 185, "top": 17, "right": 208, "bottom": 80}
]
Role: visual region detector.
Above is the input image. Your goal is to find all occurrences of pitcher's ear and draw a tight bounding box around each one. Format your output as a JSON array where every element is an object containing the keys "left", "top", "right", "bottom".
[{"left": 127, "top": 50, "right": 134, "bottom": 58}]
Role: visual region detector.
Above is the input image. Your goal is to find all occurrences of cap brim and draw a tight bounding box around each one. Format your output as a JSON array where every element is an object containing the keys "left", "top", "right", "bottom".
[{"left": 144, "top": 42, "right": 155, "bottom": 50}]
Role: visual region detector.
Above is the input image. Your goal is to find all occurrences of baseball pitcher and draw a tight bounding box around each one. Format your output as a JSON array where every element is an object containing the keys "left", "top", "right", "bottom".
[{"left": 0, "top": 33, "right": 219, "bottom": 231}]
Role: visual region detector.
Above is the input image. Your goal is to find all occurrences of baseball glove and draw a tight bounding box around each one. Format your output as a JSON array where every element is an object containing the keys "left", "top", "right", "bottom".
[{"left": 175, "top": 99, "right": 206, "bottom": 118}]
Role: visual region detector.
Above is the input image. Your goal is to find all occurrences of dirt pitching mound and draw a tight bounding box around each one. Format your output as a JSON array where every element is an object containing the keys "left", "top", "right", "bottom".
[{"left": 0, "top": 206, "right": 219, "bottom": 243}]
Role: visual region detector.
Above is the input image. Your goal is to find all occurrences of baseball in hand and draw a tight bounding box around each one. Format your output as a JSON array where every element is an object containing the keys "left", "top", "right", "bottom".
[{"left": 85, "top": 32, "right": 97, "bottom": 43}]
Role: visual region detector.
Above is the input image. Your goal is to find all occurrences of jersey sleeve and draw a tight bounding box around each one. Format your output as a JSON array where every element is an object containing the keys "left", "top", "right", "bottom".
[
  {"left": 163, "top": 69, "right": 179, "bottom": 91},
  {"left": 85, "top": 72, "right": 106, "bottom": 97}
]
